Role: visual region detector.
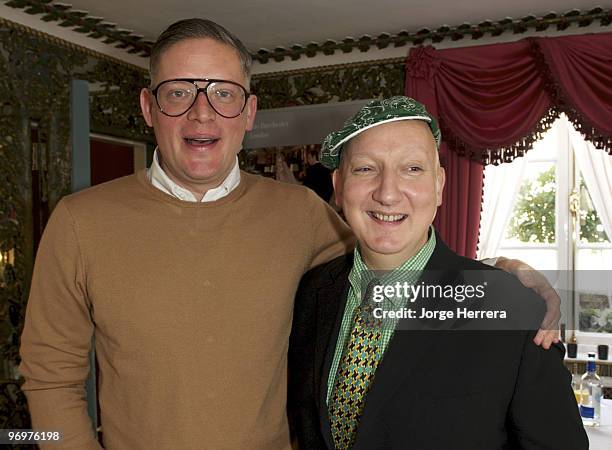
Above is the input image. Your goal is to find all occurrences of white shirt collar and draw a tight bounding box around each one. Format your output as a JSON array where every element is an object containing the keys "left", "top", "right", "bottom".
[{"left": 148, "top": 148, "right": 241, "bottom": 202}]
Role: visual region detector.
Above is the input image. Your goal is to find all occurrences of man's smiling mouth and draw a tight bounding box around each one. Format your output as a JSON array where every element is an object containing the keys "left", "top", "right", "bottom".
[
  {"left": 184, "top": 137, "right": 220, "bottom": 146},
  {"left": 368, "top": 212, "right": 407, "bottom": 223}
]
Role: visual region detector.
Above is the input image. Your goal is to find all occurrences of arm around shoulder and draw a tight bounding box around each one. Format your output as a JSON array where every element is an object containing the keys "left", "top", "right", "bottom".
[{"left": 19, "top": 200, "right": 101, "bottom": 449}]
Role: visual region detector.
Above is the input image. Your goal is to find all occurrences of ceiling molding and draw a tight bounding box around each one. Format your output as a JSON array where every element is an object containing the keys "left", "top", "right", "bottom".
[
  {"left": 254, "top": 7, "right": 611, "bottom": 63},
  {"left": 4, "top": 1, "right": 611, "bottom": 65},
  {"left": 5, "top": 0, "right": 153, "bottom": 56},
  {"left": 0, "top": 16, "right": 148, "bottom": 74},
  {"left": 252, "top": 56, "right": 405, "bottom": 80}
]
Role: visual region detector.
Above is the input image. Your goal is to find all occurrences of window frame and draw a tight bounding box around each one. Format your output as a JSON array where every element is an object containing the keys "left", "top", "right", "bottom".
[{"left": 489, "top": 116, "right": 612, "bottom": 347}]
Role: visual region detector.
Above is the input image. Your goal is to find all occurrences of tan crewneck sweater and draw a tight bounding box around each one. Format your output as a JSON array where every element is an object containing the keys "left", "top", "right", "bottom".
[{"left": 20, "top": 170, "right": 354, "bottom": 450}]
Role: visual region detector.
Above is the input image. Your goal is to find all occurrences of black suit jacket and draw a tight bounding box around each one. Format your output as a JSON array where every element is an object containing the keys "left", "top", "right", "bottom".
[{"left": 288, "top": 237, "right": 588, "bottom": 450}]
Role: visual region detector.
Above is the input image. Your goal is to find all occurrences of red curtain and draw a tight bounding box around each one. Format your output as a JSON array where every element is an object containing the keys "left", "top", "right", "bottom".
[
  {"left": 536, "top": 33, "right": 612, "bottom": 151},
  {"left": 405, "top": 32, "right": 612, "bottom": 258},
  {"left": 405, "top": 46, "right": 485, "bottom": 258}
]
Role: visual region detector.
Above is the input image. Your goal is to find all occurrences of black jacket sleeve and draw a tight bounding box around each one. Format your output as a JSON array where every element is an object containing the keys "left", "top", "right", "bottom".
[{"left": 507, "top": 334, "right": 588, "bottom": 449}]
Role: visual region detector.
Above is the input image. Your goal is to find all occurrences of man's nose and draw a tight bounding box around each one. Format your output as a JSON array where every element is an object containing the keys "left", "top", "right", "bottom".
[
  {"left": 372, "top": 170, "right": 402, "bottom": 206},
  {"left": 187, "top": 91, "right": 216, "bottom": 122}
]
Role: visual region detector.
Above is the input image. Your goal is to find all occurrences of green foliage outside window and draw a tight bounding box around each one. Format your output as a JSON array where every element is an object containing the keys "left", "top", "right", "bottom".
[
  {"left": 507, "top": 166, "right": 609, "bottom": 244},
  {"left": 579, "top": 183, "right": 610, "bottom": 243},
  {"left": 508, "top": 167, "right": 556, "bottom": 243}
]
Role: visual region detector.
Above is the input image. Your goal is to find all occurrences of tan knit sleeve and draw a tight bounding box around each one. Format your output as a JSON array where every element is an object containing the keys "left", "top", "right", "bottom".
[
  {"left": 307, "top": 190, "right": 355, "bottom": 269},
  {"left": 19, "top": 200, "right": 102, "bottom": 450}
]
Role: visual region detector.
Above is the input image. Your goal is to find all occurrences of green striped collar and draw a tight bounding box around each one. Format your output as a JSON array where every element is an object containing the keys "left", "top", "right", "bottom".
[{"left": 348, "top": 226, "right": 436, "bottom": 306}]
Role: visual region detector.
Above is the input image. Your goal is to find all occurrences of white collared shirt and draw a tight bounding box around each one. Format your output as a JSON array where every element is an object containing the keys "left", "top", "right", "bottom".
[{"left": 147, "top": 149, "right": 241, "bottom": 202}]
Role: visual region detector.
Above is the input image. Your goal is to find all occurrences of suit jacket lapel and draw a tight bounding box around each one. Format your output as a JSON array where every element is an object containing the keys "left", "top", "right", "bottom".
[
  {"left": 314, "top": 254, "right": 353, "bottom": 449},
  {"left": 352, "top": 324, "right": 440, "bottom": 449}
]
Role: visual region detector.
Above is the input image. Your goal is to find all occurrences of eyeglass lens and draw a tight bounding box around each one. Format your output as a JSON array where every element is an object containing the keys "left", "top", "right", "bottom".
[{"left": 156, "top": 80, "right": 246, "bottom": 118}]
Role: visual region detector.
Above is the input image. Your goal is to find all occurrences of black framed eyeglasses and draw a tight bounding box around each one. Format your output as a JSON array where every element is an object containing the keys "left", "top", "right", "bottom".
[{"left": 151, "top": 78, "right": 250, "bottom": 118}]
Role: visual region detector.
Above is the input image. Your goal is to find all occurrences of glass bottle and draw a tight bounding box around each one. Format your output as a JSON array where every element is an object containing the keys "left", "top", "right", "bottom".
[{"left": 579, "top": 352, "right": 602, "bottom": 426}]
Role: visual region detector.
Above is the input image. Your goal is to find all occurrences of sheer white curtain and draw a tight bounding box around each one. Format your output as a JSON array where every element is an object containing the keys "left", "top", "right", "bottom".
[
  {"left": 570, "top": 125, "right": 612, "bottom": 240},
  {"left": 477, "top": 157, "right": 527, "bottom": 259}
]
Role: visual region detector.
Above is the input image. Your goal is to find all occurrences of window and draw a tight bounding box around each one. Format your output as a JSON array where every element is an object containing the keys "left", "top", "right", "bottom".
[{"left": 479, "top": 115, "right": 612, "bottom": 345}]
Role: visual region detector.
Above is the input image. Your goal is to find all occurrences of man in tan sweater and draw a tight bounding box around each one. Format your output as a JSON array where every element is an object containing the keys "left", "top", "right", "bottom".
[{"left": 19, "top": 18, "right": 560, "bottom": 450}]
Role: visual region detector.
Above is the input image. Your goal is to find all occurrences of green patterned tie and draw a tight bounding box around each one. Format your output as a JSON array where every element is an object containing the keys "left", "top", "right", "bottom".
[{"left": 328, "top": 294, "right": 383, "bottom": 449}]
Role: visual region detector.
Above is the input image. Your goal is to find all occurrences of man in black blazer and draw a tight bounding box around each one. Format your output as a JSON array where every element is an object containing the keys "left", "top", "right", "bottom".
[{"left": 288, "top": 97, "right": 587, "bottom": 450}]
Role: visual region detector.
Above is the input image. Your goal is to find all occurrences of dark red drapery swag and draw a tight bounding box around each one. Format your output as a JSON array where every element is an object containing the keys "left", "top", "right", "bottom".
[{"left": 405, "top": 32, "right": 612, "bottom": 258}]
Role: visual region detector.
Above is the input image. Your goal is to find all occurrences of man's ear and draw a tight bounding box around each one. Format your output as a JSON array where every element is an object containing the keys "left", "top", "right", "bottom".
[
  {"left": 436, "top": 166, "right": 445, "bottom": 207},
  {"left": 140, "top": 88, "right": 154, "bottom": 127},
  {"left": 332, "top": 169, "right": 343, "bottom": 206},
  {"left": 244, "top": 95, "right": 258, "bottom": 131}
]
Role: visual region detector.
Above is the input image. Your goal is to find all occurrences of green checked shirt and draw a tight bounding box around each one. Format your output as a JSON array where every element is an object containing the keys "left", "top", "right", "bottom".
[{"left": 326, "top": 226, "right": 436, "bottom": 404}]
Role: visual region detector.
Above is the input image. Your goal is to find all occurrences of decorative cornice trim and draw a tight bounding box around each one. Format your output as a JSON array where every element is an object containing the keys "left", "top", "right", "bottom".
[
  {"left": 252, "top": 56, "right": 405, "bottom": 80},
  {"left": 253, "top": 7, "right": 612, "bottom": 64},
  {"left": 0, "top": 16, "right": 149, "bottom": 74},
  {"left": 5, "top": 0, "right": 153, "bottom": 57},
  {"left": 4, "top": 2, "right": 611, "bottom": 66}
]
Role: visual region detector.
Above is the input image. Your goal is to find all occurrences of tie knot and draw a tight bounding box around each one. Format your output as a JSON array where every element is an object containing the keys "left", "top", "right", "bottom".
[{"left": 358, "top": 278, "right": 383, "bottom": 328}]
